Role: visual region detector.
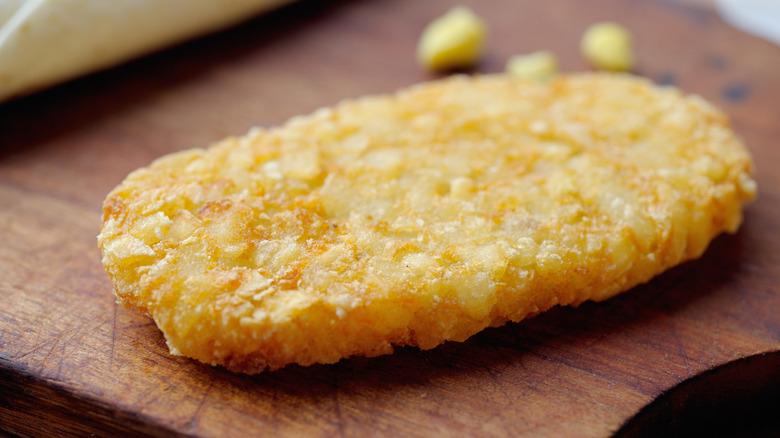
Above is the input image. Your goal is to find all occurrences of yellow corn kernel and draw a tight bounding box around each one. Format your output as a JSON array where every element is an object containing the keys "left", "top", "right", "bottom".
[
  {"left": 417, "top": 6, "right": 487, "bottom": 72},
  {"left": 506, "top": 51, "right": 559, "bottom": 81},
  {"left": 581, "top": 22, "right": 634, "bottom": 71}
]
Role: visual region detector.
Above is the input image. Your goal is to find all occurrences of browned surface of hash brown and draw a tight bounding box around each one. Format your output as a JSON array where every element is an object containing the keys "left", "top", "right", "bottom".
[{"left": 98, "top": 73, "right": 756, "bottom": 373}]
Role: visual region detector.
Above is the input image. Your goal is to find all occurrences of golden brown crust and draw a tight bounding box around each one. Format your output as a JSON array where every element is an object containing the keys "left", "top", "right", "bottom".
[{"left": 98, "top": 73, "right": 756, "bottom": 373}]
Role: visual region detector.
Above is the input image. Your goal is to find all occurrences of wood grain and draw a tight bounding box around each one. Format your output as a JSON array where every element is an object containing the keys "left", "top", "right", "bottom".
[{"left": 1, "top": 0, "right": 779, "bottom": 436}]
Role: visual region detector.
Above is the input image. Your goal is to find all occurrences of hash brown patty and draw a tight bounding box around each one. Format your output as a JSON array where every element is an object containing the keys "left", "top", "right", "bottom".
[{"left": 98, "top": 73, "right": 756, "bottom": 373}]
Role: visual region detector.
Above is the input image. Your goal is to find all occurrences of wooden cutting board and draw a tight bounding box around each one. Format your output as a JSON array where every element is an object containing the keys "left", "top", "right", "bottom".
[{"left": 1, "top": 0, "right": 779, "bottom": 436}]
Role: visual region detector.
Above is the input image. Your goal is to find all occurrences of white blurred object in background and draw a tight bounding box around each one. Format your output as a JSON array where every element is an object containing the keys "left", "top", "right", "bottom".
[
  {"left": 717, "top": 0, "right": 780, "bottom": 46},
  {"left": 0, "top": 0, "right": 293, "bottom": 102}
]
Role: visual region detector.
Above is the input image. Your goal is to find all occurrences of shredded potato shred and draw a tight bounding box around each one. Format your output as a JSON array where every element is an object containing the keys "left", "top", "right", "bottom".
[{"left": 99, "top": 73, "right": 756, "bottom": 373}]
